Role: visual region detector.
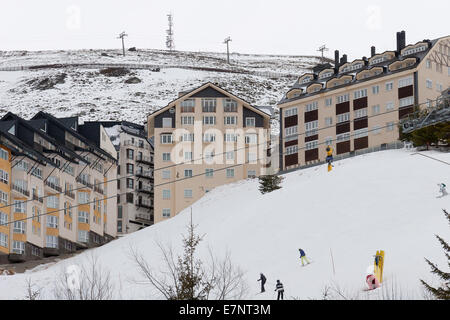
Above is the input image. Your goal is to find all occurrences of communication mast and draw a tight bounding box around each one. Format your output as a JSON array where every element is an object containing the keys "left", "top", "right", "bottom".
[{"left": 166, "top": 13, "right": 175, "bottom": 51}]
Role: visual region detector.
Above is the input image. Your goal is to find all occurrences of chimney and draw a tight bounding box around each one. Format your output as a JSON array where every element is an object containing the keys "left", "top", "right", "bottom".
[
  {"left": 397, "top": 31, "right": 406, "bottom": 53},
  {"left": 401, "top": 31, "right": 406, "bottom": 50},
  {"left": 342, "top": 54, "right": 347, "bottom": 64},
  {"left": 334, "top": 50, "right": 340, "bottom": 70},
  {"left": 371, "top": 46, "right": 376, "bottom": 57},
  {"left": 396, "top": 31, "right": 401, "bottom": 53}
]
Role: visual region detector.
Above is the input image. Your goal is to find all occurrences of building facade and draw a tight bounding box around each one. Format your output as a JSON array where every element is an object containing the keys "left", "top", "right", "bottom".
[
  {"left": 0, "top": 112, "right": 118, "bottom": 264},
  {"left": 84, "top": 121, "right": 155, "bottom": 235},
  {"left": 278, "top": 31, "right": 450, "bottom": 171},
  {"left": 148, "top": 83, "right": 271, "bottom": 224}
]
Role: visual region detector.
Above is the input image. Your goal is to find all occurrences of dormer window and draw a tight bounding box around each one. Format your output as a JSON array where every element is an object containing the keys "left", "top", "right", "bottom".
[
  {"left": 341, "top": 63, "right": 363, "bottom": 73},
  {"left": 41, "top": 122, "right": 47, "bottom": 133},
  {"left": 301, "top": 76, "right": 312, "bottom": 84},
  {"left": 402, "top": 45, "right": 427, "bottom": 56},
  {"left": 8, "top": 125, "right": 15, "bottom": 135},
  {"left": 370, "top": 57, "right": 385, "bottom": 65}
]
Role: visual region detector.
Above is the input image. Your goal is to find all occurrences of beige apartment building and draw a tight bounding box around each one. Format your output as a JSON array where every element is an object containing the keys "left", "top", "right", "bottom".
[
  {"left": 278, "top": 31, "right": 450, "bottom": 171},
  {"left": 0, "top": 112, "right": 117, "bottom": 264},
  {"left": 148, "top": 83, "right": 271, "bottom": 223}
]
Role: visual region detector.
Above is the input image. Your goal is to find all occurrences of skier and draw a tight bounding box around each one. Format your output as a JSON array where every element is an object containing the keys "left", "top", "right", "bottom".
[
  {"left": 299, "top": 248, "right": 311, "bottom": 266},
  {"left": 326, "top": 146, "right": 334, "bottom": 166},
  {"left": 274, "top": 280, "right": 284, "bottom": 300},
  {"left": 366, "top": 274, "right": 381, "bottom": 290},
  {"left": 438, "top": 183, "right": 448, "bottom": 197},
  {"left": 257, "top": 273, "right": 267, "bottom": 293}
]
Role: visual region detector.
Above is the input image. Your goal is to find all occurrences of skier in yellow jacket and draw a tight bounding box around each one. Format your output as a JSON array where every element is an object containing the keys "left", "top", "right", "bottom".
[{"left": 326, "top": 146, "right": 334, "bottom": 171}]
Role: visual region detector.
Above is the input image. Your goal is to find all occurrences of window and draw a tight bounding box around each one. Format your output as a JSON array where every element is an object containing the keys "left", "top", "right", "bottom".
[
  {"left": 402, "top": 46, "right": 427, "bottom": 56},
  {"left": 78, "top": 211, "right": 89, "bottom": 224},
  {"left": 426, "top": 59, "right": 431, "bottom": 69},
  {"left": 78, "top": 192, "right": 90, "bottom": 204},
  {"left": 325, "top": 117, "right": 333, "bottom": 126},
  {"left": 386, "top": 102, "right": 395, "bottom": 111},
  {"left": 160, "top": 134, "right": 173, "bottom": 144},
  {"left": 117, "top": 221, "right": 123, "bottom": 233},
  {"left": 325, "top": 98, "right": 333, "bottom": 107},
  {"left": 46, "top": 215, "right": 58, "bottom": 229},
  {"left": 181, "top": 99, "right": 195, "bottom": 113},
  {"left": 0, "top": 169, "right": 9, "bottom": 184},
  {"left": 285, "top": 126, "right": 298, "bottom": 137},
  {"left": 247, "top": 153, "right": 257, "bottom": 163},
  {"left": 78, "top": 230, "right": 89, "bottom": 243},
  {"left": 226, "top": 169, "right": 235, "bottom": 178},
  {"left": 127, "top": 178, "right": 134, "bottom": 189},
  {"left": 247, "top": 170, "right": 257, "bottom": 178},
  {"left": 224, "top": 133, "right": 238, "bottom": 142},
  {"left": 126, "top": 193, "right": 133, "bottom": 204},
  {"left": 162, "top": 209, "right": 171, "bottom": 218},
  {"left": 285, "top": 107, "right": 298, "bottom": 117},
  {"left": 385, "top": 82, "right": 393, "bottom": 91},
  {"left": 354, "top": 108, "right": 368, "bottom": 119},
  {"left": 305, "top": 101, "right": 318, "bottom": 112},
  {"left": 372, "top": 85, "right": 380, "bottom": 95},
  {"left": 305, "top": 140, "right": 318, "bottom": 151},
  {"left": 203, "top": 116, "right": 216, "bottom": 125},
  {"left": 354, "top": 89, "right": 368, "bottom": 99},
  {"left": 325, "top": 137, "right": 333, "bottom": 146},
  {"left": 184, "top": 189, "right": 193, "bottom": 198},
  {"left": 372, "top": 105, "right": 381, "bottom": 115},
  {"left": 436, "top": 82, "right": 443, "bottom": 92},
  {"left": 63, "top": 164, "right": 75, "bottom": 176},
  {"left": 286, "top": 145, "right": 298, "bottom": 155},
  {"left": 386, "top": 122, "right": 395, "bottom": 132},
  {"left": 31, "top": 167, "right": 42, "bottom": 179},
  {"left": 15, "top": 160, "right": 29, "bottom": 171},
  {"left": 162, "top": 118, "right": 173, "bottom": 128},
  {"left": 305, "top": 121, "right": 318, "bottom": 136},
  {"left": 205, "top": 169, "right": 214, "bottom": 178},
  {"left": 426, "top": 79, "right": 433, "bottom": 89},
  {"left": 337, "top": 113, "right": 350, "bottom": 123},
  {"left": 163, "top": 190, "right": 171, "bottom": 200},
  {"left": 184, "top": 170, "right": 193, "bottom": 178},
  {"left": 245, "top": 117, "right": 256, "bottom": 127},
  {"left": 354, "top": 128, "right": 369, "bottom": 139},
  {"left": 126, "top": 163, "right": 134, "bottom": 174},
  {"left": 398, "top": 77, "right": 413, "bottom": 88},
  {"left": 223, "top": 99, "right": 238, "bottom": 112},
  {"left": 336, "top": 133, "right": 350, "bottom": 142},
  {"left": 0, "top": 233, "right": 7, "bottom": 248},
  {"left": 203, "top": 133, "right": 216, "bottom": 142},
  {"left": 226, "top": 151, "right": 235, "bottom": 160},
  {"left": 184, "top": 152, "right": 193, "bottom": 161},
  {"left": 0, "top": 148, "right": 8, "bottom": 161},
  {"left": 45, "top": 235, "right": 58, "bottom": 248},
  {"left": 12, "top": 241, "right": 25, "bottom": 254},
  {"left": 202, "top": 99, "right": 217, "bottom": 112},
  {"left": 337, "top": 94, "right": 349, "bottom": 104},
  {"left": 224, "top": 116, "right": 238, "bottom": 125},
  {"left": 13, "top": 221, "right": 26, "bottom": 234},
  {"left": 399, "top": 97, "right": 414, "bottom": 108},
  {"left": 245, "top": 134, "right": 257, "bottom": 144},
  {"left": 180, "top": 133, "right": 195, "bottom": 142},
  {"left": 0, "top": 212, "right": 7, "bottom": 226},
  {"left": 163, "top": 153, "right": 171, "bottom": 162},
  {"left": 14, "top": 200, "right": 26, "bottom": 213},
  {"left": 0, "top": 190, "right": 8, "bottom": 205},
  {"left": 162, "top": 170, "right": 171, "bottom": 179},
  {"left": 181, "top": 116, "right": 195, "bottom": 125},
  {"left": 126, "top": 149, "right": 134, "bottom": 160}
]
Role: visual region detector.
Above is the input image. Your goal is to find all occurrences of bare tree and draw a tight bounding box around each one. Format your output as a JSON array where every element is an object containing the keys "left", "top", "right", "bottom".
[
  {"left": 53, "top": 253, "right": 114, "bottom": 300},
  {"left": 24, "top": 278, "right": 41, "bottom": 300}
]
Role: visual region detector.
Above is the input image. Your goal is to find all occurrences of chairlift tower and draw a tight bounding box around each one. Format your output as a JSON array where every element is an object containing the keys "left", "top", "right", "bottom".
[{"left": 166, "top": 13, "right": 175, "bottom": 51}]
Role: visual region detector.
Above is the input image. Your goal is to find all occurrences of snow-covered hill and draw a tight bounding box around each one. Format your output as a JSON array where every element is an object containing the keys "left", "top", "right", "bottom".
[
  {"left": 0, "top": 149, "right": 449, "bottom": 300},
  {"left": 0, "top": 49, "right": 323, "bottom": 131}
]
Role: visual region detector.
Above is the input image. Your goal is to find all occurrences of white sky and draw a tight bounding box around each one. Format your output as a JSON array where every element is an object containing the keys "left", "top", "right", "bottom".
[{"left": 0, "top": 0, "right": 448, "bottom": 60}]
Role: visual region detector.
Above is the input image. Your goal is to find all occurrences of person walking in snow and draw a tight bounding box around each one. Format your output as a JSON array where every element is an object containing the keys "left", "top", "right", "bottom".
[
  {"left": 274, "top": 280, "right": 284, "bottom": 300},
  {"left": 299, "top": 248, "right": 311, "bottom": 266},
  {"left": 257, "top": 273, "right": 267, "bottom": 293},
  {"left": 326, "top": 146, "right": 334, "bottom": 166},
  {"left": 438, "top": 183, "right": 448, "bottom": 197}
]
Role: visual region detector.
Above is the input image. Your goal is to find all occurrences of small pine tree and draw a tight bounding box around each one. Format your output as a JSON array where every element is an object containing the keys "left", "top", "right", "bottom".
[
  {"left": 258, "top": 174, "right": 284, "bottom": 194},
  {"left": 421, "top": 209, "right": 450, "bottom": 300}
]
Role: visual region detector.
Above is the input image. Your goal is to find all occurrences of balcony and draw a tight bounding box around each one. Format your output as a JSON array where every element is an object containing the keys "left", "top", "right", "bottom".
[
  {"left": 76, "top": 177, "right": 93, "bottom": 189},
  {"left": 32, "top": 193, "right": 44, "bottom": 203},
  {"left": 64, "top": 190, "right": 75, "bottom": 200},
  {"left": 124, "top": 140, "right": 150, "bottom": 150},
  {"left": 12, "top": 184, "right": 30, "bottom": 197},
  {"left": 136, "top": 170, "right": 154, "bottom": 181},
  {"left": 135, "top": 199, "right": 153, "bottom": 209},
  {"left": 135, "top": 213, "right": 153, "bottom": 224},
  {"left": 136, "top": 185, "right": 154, "bottom": 195},
  {"left": 45, "top": 181, "right": 62, "bottom": 193},
  {"left": 94, "top": 185, "right": 104, "bottom": 195},
  {"left": 136, "top": 154, "right": 153, "bottom": 165}
]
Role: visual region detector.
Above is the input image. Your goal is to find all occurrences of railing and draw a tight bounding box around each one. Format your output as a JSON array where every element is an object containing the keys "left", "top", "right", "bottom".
[
  {"left": 45, "top": 181, "right": 62, "bottom": 193},
  {"left": 136, "top": 185, "right": 153, "bottom": 194},
  {"left": 135, "top": 199, "right": 153, "bottom": 209},
  {"left": 32, "top": 193, "right": 44, "bottom": 203},
  {"left": 124, "top": 140, "right": 150, "bottom": 150},
  {"left": 136, "top": 155, "right": 153, "bottom": 164},
  {"left": 12, "top": 184, "right": 30, "bottom": 197},
  {"left": 136, "top": 170, "right": 154, "bottom": 180},
  {"left": 135, "top": 213, "right": 153, "bottom": 223},
  {"left": 64, "top": 190, "right": 75, "bottom": 200},
  {"left": 76, "top": 177, "right": 93, "bottom": 189},
  {"left": 94, "top": 185, "right": 104, "bottom": 195}
]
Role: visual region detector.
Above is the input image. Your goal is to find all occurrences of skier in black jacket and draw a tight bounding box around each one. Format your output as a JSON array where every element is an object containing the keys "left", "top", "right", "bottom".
[
  {"left": 257, "top": 273, "right": 267, "bottom": 293},
  {"left": 274, "top": 280, "right": 284, "bottom": 300}
]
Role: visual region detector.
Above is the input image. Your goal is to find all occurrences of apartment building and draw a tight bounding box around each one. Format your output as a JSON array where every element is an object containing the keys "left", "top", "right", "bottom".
[
  {"left": 278, "top": 31, "right": 450, "bottom": 171},
  {"left": 82, "top": 121, "right": 154, "bottom": 235},
  {"left": 0, "top": 112, "right": 117, "bottom": 264},
  {"left": 148, "top": 82, "right": 271, "bottom": 223}
]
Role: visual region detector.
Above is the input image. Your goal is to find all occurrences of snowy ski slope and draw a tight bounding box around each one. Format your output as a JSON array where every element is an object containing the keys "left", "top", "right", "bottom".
[{"left": 0, "top": 149, "right": 449, "bottom": 300}]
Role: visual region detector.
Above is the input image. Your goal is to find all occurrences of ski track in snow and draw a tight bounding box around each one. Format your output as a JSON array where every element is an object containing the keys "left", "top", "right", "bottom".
[{"left": 0, "top": 149, "right": 449, "bottom": 300}]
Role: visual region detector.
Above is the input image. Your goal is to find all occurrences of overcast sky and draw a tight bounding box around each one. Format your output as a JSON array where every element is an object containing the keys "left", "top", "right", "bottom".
[{"left": 1, "top": 0, "right": 448, "bottom": 60}]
